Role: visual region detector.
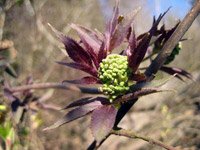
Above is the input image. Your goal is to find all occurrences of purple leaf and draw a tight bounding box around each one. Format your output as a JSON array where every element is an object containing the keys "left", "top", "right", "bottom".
[
  {"left": 127, "top": 27, "right": 137, "bottom": 53},
  {"left": 48, "top": 23, "right": 93, "bottom": 66},
  {"left": 63, "top": 97, "right": 92, "bottom": 109},
  {"left": 154, "top": 22, "right": 180, "bottom": 53},
  {"left": 107, "top": 7, "right": 141, "bottom": 51},
  {"left": 48, "top": 23, "right": 65, "bottom": 40},
  {"left": 97, "top": 41, "right": 106, "bottom": 64},
  {"left": 63, "top": 76, "right": 99, "bottom": 85},
  {"left": 160, "top": 66, "right": 193, "bottom": 80},
  {"left": 44, "top": 101, "right": 103, "bottom": 130},
  {"left": 128, "top": 33, "right": 150, "bottom": 72},
  {"left": 91, "top": 105, "right": 117, "bottom": 142},
  {"left": 56, "top": 61, "right": 98, "bottom": 77},
  {"left": 150, "top": 8, "right": 170, "bottom": 35},
  {"left": 128, "top": 10, "right": 168, "bottom": 72},
  {"left": 61, "top": 36, "right": 93, "bottom": 65},
  {"left": 62, "top": 97, "right": 109, "bottom": 110},
  {"left": 71, "top": 24, "right": 101, "bottom": 52},
  {"left": 106, "top": 0, "right": 119, "bottom": 38},
  {"left": 104, "top": 0, "right": 119, "bottom": 51},
  {"left": 71, "top": 24, "right": 101, "bottom": 68}
]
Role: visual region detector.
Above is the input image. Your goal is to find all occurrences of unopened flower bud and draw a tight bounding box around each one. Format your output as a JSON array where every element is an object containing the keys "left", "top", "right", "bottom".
[{"left": 98, "top": 54, "right": 130, "bottom": 102}]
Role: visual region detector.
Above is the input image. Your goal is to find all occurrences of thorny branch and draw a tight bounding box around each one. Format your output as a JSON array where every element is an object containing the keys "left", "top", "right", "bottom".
[{"left": 87, "top": 1, "right": 200, "bottom": 149}]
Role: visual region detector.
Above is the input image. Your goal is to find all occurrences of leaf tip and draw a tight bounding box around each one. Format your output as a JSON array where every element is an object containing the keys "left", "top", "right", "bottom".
[{"left": 48, "top": 23, "right": 64, "bottom": 40}]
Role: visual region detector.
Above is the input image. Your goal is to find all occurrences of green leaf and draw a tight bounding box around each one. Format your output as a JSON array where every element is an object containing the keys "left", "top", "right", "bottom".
[{"left": 0, "top": 122, "right": 14, "bottom": 142}]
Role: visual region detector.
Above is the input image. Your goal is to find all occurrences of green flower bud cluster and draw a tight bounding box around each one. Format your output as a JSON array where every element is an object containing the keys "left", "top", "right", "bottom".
[
  {"left": 98, "top": 54, "right": 130, "bottom": 102},
  {"left": 164, "top": 42, "right": 182, "bottom": 65}
]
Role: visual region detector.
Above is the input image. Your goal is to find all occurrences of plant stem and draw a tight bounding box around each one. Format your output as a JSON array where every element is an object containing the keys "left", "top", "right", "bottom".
[
  {"left": 6, "top": 82, "right": 101, "bottom": 94},
  {"left": 111, "top": 128, "right": 178, "bottom": 150}
]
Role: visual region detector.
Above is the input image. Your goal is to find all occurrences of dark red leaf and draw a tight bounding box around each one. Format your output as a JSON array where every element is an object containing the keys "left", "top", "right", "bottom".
[
  {"left": 62, "top": 97, "right": 109, "bottom": 110},
  {"left": 156, "top": 23, "right": 179, "bottom": 47},
  {"left": 61, "top": 36, "right": 93, "bottom": 65},
  {"left": 160, "top": 66, "right": 192, "bottom": 81},
  {"left": 71, "top": 24, "right": 101, "bottom": 53},
  {"left": 71, "top": 24, "right": 101, "bottom": 68},
  {"left": 106, "top": 0, "right": 119, "bottom": 38},
  {"left": 97, "top": 41, "right": 106, "bottom": 64},
  {"left": 48, "top": 23, "right": 93, "bottom": 65},
  {"left": 56, "top": 61, "right": 98, "bottom": 77},
  {"left": 150, "top": 8, "right": 170, "bottom": 35},
  {"left": 128, "top": 10, "right": 169, "bottom": 72},
  {"left": 104, "top": 0, "right": 119, "bottom": 54},
  {"left": 128, "top": 27, "right": 137, "bottom": 53},
  {"left": 103, "top": 0, "right": 119, "bottom": 55},
  {"left": 44, "top": 101, "right": 103, "bottom": 130},
  {"left": 63, "top": 97, "right": 92, "bottom": 109},
  {"left": 107, "top": 7, "right": 140, "bottom": 51},
  {"left": 91, "top": 105, "right": 117, "bottom": 142},
  {"left": 63, "top": 76, "right": 99, "bottom": 85},
  {"left": 128, "top": 33, "right": 150, "bottom": 72}
]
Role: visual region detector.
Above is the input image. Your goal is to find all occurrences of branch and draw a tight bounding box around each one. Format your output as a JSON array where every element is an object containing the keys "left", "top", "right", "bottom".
[
  {"left": 114, "top": 88, "right": 165, "bottom": 104},
  {"left": 111, "top": 128, "right": 178, "bottom": 150},
  {"left": 145, "top": 0, "right": 200, "bottom": 78},
  {"left": 7, "top": 82, "right": 101, "bottom": 94}
]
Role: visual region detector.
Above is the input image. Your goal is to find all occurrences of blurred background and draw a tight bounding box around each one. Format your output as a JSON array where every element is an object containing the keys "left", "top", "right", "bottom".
[{"left": 0, "top": 0, "right": 200, "bottom": 149}]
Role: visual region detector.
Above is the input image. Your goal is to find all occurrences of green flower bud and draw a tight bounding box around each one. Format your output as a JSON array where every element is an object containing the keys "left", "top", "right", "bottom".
[{"left": 98, "top": 54, "right": 130, "bottom": 102}]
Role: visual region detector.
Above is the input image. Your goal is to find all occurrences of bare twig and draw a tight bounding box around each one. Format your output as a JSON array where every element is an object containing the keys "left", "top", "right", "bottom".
[
  {"left": 111, "top": 128, "right": 178, "bottom": 150},
  {"left": 7, "top": 82, "right": 101, "bottom": 94},
  {"left": 145, "top": 0, "right": 200, "bottom": 78},
  {"left": 36, "top": 101, "right": 61, "bottom": 111}
]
